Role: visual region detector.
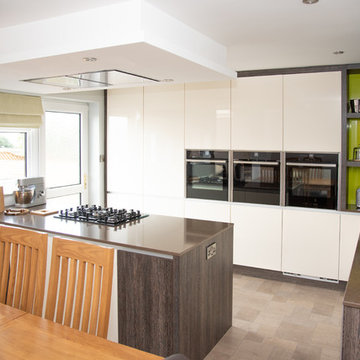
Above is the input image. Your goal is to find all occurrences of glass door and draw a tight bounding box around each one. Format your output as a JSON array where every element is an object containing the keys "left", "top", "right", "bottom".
[{"left": 42, "top": 101, "right": 88, "bottom": 208}]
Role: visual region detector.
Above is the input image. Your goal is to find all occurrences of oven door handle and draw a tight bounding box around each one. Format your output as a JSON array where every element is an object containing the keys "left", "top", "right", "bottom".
[
  {"left": 186, "top": 159, "right": 227, "bottom": 164},
  {"left": 233, "top": 160, "right": 279, "bottom": 166},
  {"left": 286, "top": 162, "right": 337, "bottom": 168}
]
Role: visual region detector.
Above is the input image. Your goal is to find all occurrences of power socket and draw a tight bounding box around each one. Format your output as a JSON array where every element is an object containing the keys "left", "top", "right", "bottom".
[{"left": 206, "top": 243, "right": 216, "bottom": 260}]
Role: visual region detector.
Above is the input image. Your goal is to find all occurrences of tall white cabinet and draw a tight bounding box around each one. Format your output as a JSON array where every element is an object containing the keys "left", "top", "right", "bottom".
[
  {"left": 185, "top": 81, "right": 231, "bottom": 150},
  {"left": 107, "top": 87, "right": 144, "bottom": 210},
  {"left": 231, "top": 75, "right": 283, "bottom": 151},
  {"left": 283, "top": 71, "right": 341, "bottom": 152},
  {"left": 143, "top": 84, "right": 185, "bottom": 217}
]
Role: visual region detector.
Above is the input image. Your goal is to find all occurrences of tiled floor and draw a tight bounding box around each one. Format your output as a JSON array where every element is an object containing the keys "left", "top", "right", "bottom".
[{"left": 205, "top": 272, "right": 345, "bottom": 360}]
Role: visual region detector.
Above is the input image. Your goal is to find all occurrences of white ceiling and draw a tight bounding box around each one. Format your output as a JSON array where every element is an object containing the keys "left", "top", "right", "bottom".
[
  {"left": 146, "top": 0, "right": 360, "bottom": 70},
  {"left": 0, "top": 0, "right": 359, "bottom": 94}
]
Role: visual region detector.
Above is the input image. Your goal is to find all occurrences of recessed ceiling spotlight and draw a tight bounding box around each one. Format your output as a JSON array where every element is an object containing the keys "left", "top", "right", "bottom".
[
  {"left": 82, "top": 57, "right": 97, "bottom": 62},
  {"left": 333, "top": 50, "right": 344, "bottom": 55},
  {"left": 303, "top": 0, "right": 319, "bottom": 4}
]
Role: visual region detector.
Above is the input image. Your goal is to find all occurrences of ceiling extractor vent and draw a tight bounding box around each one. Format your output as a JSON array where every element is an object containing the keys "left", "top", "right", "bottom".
[{"left": 23, "top": 69, "right": 159, "bottom": 89}]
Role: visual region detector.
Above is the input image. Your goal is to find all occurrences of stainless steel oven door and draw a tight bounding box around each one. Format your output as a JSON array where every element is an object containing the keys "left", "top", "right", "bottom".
[
  {"left": 186, "top": 159, "right": 229, "bottom": 201},
  {"left": 285, "top": 162, "right": 337, "bottom": 209},
  {"left": 233, "top": 160, "right": 280, "bottom": 205}
]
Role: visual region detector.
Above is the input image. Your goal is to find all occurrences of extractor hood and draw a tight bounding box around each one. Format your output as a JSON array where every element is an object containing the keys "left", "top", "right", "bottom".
[{"left": 23, "top": 69, "right": 160, "bottom": 90}]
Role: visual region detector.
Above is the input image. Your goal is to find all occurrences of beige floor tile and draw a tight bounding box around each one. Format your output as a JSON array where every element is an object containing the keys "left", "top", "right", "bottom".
[
  {"left": 230, "top": 340, "right": 273, "bottom": 360},
  {"left": 205, "top": 274, "right": 344, "bottom": 360},
  {"left": 320, "top": 347, "right": 341, "bottom": 360},
  {"left": 275, "top": 320, "right": 316, "bottom": 343},
  {"left": 311, "top": 322, "right": 342, "bottom": 348},
  {"left": 292, "top": 343, "right": 322, "bottom": 360},
  {"left": 234, "top": 306, "right": 260, "bottom": 322}
]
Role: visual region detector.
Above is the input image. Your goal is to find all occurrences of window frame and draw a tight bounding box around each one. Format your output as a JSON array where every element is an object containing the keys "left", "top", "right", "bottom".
[
  {"left": 41, "top": 99, "right": 89, "bottom": 205},
  {"left": 0, "top": 127, "right": 39, "bottom": 194}
]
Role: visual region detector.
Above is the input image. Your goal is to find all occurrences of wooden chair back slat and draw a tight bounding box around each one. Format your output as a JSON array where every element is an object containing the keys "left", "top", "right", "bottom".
[
  {"left": 64, "top": 258, "right": 77, "bottom": 327},
  {"left": 6, "top": 243, "right": 18, "bottom": 305},
  {"left": 0, "top": 241, "right": 11, "bottom": 303},
  {"left": 0, "top": 226, "right": 47, "bottom": 316},
  {"left": 55, "top": 257, "right": 69, "bottom": 324},
  {"left": 45, "top": 237, "right": 114, "bottom": 338},
  {"left": 0, "top": 241, "right": 4, "bottom": 287},
  {"left": 26, "top": 247, "right": 39, "bottom": 313},
  {"left": 72, "top": 260, "right": 85, "bottom": 330},
  {"left": 89, "top": 264, "right": 102, "bottom": 335},
  {"left": 13, "top": 245, "right": 25, "bottom": 309},
  {"left": 20, "top": 246, "right": 32, "bottom": 311},
  {"left": 81, "top": 263, "right": 94, "bottom": 333}
]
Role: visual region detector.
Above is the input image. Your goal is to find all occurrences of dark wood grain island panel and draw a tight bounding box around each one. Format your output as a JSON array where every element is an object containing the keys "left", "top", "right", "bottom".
[
  {"left": 342, "top": 236, "right": 360, "bottom": 360},
  {"left": 117, "top": 251, "right": 177, "bottom": 356},
  {"left": 117, "top": 226, "right": 233, "bottom": 360},
  {"left": 178, "top": 228, "right": 233, "bottom": 360}
]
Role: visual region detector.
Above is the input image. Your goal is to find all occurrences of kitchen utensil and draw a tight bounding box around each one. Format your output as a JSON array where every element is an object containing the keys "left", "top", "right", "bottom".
[
  {"left": 4, "top": 208, "right": 30, "bottom": 216},
  {"left": 349, "top": 99, "right": 360, "bottom": 113},
  {"left": 353, "top": 146, "right": 360, "bottom": 161},
  {"left": 357, "top": 188, "right": 360, "bottom": 208},
  {"left": 14, "top": 177, "right": 46, "bottom": 208},
  {"left": 0, "top": 186, "right": 4, "bottom": 214},
  {"left": 30, "top": 209, "right": 58, "bottom": 216},
  {"left": 14, "top": 185, "right": 35, "bottom": 205}
]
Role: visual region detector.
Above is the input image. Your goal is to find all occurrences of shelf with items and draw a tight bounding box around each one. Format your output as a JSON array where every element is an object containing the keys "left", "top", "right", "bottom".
[
  {"left": 347, "top": 113, "right": 360, "bottom": 119},
  {"left": 347, "top": 118, "right": 360, "bottom": 161},
  {"left": 346, "top": 167, "right": 360, "bottom": 207},
  {"left": 343, "top": 67, "right": 360, "bottom": 211}
]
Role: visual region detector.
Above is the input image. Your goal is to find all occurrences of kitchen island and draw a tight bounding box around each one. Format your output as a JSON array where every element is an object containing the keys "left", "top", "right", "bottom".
[{"left": 0, "top": 211, "right": 233, "bottom": 360}]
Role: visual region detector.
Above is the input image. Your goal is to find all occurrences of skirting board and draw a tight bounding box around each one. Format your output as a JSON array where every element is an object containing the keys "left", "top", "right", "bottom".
[{"left": 233, "top": 264, "right": 347, "bottom": 291}]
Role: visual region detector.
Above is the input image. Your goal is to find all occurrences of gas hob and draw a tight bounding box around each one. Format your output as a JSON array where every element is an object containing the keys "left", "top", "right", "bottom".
[{"left": 54, "top": 205, "right": 148, "bottom": 226}]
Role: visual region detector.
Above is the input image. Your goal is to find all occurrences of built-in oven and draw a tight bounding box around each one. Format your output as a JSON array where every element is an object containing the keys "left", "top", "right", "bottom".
[
  {"left": 232, "top": 151, "right": 281, "bottom": 205},
  {"left": 285, "top": 152, "right": 338, "bottom": 210},
  {"left": 186, "top": 150, "right": 229, "bottom": 201}
]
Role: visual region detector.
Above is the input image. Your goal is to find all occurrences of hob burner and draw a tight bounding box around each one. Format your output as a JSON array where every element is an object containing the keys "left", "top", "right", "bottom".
[{"left": 54, "top": 205, "right": 148, "bottom": 226}]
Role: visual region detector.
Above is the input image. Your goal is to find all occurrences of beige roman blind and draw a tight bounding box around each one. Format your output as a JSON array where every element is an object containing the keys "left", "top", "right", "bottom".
[{"left": 0, "top": 92, "right": 44, "bottom": 128}]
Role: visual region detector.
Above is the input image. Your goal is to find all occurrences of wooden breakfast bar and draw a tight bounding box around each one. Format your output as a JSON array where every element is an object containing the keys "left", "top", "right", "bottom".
[{"left": 0, "top": 211, "right": 234, "bottom": 360}]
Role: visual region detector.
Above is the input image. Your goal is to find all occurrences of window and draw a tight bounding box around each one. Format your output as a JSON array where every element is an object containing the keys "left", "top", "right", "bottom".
[
  {"left": 42, "top": 100, "right": 88, "bottom": 208},
  {"left": 0, "top": 128, "right": 38, "bottom": 194}
]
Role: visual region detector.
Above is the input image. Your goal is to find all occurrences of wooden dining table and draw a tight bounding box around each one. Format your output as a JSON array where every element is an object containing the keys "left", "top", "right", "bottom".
[{"left": 0, "top": 303, "right": 163, "bottom": 360}]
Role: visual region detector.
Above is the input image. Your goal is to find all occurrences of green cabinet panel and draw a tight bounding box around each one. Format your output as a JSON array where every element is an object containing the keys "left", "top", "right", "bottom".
[
  {"left": 347, "top": 167, "right": 360, "bottom": 205},
  {"left": 347, "top": 119, "right": 360, "bottom": 160}
]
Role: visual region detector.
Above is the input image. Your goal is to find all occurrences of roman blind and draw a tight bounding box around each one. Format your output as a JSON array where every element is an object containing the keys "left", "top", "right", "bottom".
[{"left": 0, "top": 92, "right": 44, "bottom": 128}]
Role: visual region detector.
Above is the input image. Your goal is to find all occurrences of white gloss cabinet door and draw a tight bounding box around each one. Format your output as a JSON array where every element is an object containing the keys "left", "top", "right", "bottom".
[
  {"left": 231, "top": 76, "right": 283, "bottom": 151},
  {"left": 185, "top": 81, "right": 231, "bottom": 150},
  {"left": 231, "top": 204, "right": 282, "bottom": 271},
  {"left": 282, "top": 209, "right": 340, "bottom": 280},
  {"left": 143, "top": 84, "right": 185, "bottom": 198},
  {"left": 143, "top": 196, "right": 184, "bottom": 218},
  {"left": 339, "top": 213, "right": 360, "bottom": 281},
  {"left": 184, "top": 199, "right": 230, "bottom": 222},
  {"left": 107, "top": 88, "right": 143, "bottom": 203},
  {"left": 283, "top": 71, "right": 341, "bottom": 152}
]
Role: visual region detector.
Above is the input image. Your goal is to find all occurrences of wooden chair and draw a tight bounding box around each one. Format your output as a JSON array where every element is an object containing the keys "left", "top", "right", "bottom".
[
  {"left": 0, "top": 225, "right": 47, "bottom": 316},
  {"left": 45, "top": 237, "right": 114, "bottom": 338}
]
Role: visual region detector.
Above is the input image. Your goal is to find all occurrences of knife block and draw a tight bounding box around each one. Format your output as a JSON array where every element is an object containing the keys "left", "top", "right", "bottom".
[{"left": 0, "top": 186, "right": 4, "bottom": 214}]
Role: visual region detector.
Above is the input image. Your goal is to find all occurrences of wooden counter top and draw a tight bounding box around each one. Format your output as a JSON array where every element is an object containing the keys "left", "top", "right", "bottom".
[
  {"left": 344, "top": 236, "right": 360, "bottom": 309},
  {"left": 0, "top": 211, "right": 233, "bottom": 256}
]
